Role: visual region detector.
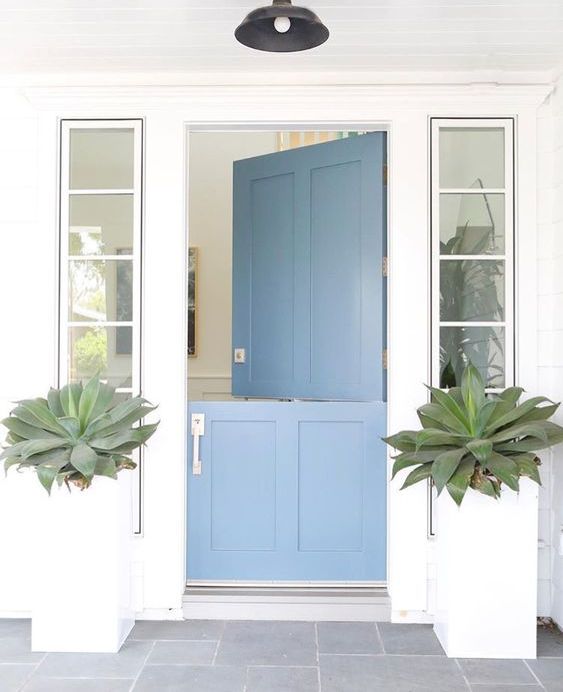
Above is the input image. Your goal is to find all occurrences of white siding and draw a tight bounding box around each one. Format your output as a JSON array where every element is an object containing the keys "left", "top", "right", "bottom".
[{"left": 543, "top": 80, "right": 563, "bottom": 626}]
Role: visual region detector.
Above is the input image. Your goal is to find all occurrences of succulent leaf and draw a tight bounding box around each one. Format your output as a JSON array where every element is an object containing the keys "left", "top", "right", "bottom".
[
  {"left": 1, "top": 376, "right": 159, "bottom": 493},
  {"left": 431, "top": 448, "right": 467, "bottom": 494},
  {"left": 383, "top": 363, "right": 563, "bottom": 505}
]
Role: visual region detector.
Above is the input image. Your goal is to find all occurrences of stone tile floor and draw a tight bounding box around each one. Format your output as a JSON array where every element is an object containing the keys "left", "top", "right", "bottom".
[{"left": 0, "top": 619, "right": 562, "bottom": 691}]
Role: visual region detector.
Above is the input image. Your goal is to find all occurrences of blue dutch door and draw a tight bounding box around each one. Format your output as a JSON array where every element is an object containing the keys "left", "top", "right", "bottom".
[{"left": 188, "top": 132, "right": 387, "bottom": 582}]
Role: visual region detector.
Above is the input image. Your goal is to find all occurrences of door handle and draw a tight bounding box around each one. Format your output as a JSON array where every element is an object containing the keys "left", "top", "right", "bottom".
[{"left": 191, "top": 413, "right": 205, "bottom": 475}]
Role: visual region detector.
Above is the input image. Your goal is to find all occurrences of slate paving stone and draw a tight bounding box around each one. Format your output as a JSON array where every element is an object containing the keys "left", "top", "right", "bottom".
[
  {"left": 378, "top": 623, "right": 445, "bottom": 655},
  {"left": 134, "top": 664, "right": 246, "bottom": 692},
  {"left": 386, "top": 655, "right": 468, "bottom": 691},
  {"left": 33, "top": 639, "right": 153, "bottom": 679},
  {"left": 526, "top": 657, "right": 563, "bottom": 690},
  {"left": 146, "top": 639, "right": 217, "bottom": 665},
  {"left": 469, "top": 686, "right": 542, "bottom": 691},
  {"left": 317, "top": 622, "right": 383, "bottom": 654},
  {"left": 130, "top": 619, "right": 224, "bottom": 641},
  {"left": 23, "top": 679, "right": 133, "bottom": 691},
  {"left": 458, "top": 658, "right": 537, "bottom": 686},
  {"left": 319, "top": 654, "right": 394, "bottom": 692},
  {"left": 246, "top": 665, "right": 319, "bottom": 692},
  {"left": 215, "top": 621, "right": 317, "bottom": 666}
]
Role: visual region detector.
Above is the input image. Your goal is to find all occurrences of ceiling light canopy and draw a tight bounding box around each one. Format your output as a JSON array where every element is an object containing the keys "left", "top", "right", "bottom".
[{"left": 235, "top": 0, "right": 330, "bottom": 53}]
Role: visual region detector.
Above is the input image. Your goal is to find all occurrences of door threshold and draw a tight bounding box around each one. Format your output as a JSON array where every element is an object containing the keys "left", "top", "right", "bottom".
[{"left": 183, "top": 585, "right": 391, "bottom": 622}]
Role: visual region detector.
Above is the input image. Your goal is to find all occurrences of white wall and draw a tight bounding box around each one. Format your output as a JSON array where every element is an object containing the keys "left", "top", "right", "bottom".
[
  {"left": 540, "top": 80, "right": 563, "bottom": 627},
  {"left": 0, "top": 89, "right": 58, "bottom": 614},
  {"left": 0, "top": 80, "right": 550, "bottom": 622},
  {"left": 187, "top": 132, "right": 277, "bottom": 401}
]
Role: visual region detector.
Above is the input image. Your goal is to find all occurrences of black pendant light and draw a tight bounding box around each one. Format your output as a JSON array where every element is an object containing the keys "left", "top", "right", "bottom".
[{"left": 235, "top": 0, "right": 329, "bottom": 53}]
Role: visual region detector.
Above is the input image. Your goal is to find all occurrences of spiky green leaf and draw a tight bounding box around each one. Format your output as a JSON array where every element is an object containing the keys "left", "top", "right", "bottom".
[
  {"left": 400, "top": 463, "right": 432, "bottom": 490},
  {"left": 465, "top": 438, "right": 493, "bottom": 464},
  {"left": 446, "top": 457, "right": 476, "bottom": 506},
  {"left": 432, "top": 448, "right": 467, "bottom": 494}
]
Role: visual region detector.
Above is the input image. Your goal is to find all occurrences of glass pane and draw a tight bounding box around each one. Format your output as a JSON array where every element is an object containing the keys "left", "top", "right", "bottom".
[
  {"left": 68, "top": 326, "right": 132, "bottom": 389},
  {"left": 440, "top": 259, "right": 504, "bottom": 322},
  {"left": 69, "top": 260, "right": 133, "bottom": 322},
  {"left": 69, "top": 128, "right": 134, "bottom": 190},
  {"left": 439, "top": 127, "right": 504, "bottom": 189},
  {"left": 440, "top": 326, "right": 504, "bottom": 389},
  {"left": 69, "top": 194, "right": 133, "bottom": 255},
  {"left": 440, "top": 193, "right": 504, "bottom": 255}
]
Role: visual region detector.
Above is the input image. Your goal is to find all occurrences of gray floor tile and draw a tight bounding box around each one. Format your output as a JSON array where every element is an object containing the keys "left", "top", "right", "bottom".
[
  {"left": 129, "top": 619, "right": 224, "bottom": 641},
  {"left": 378, "top": 623, "right": 445, "bottom": 655},
  {"left": 386, "top": 655, "right": 468, "bottom": 691},
  {"left": 0, "top": 621, "right": 31, "bottom": 640},
  {"left": 320, "top": 654, "right": 394, "bottom": 692},
  {"left": 526, "top": 658, "right": 563, "bottom": 689},
  {"left": 215, "top": 621, "right": 317, "bottom": 666},
  {"left": 23, "top": 679, "right": 132, "bottom": 691},
  {"left": 0, "top": 638, "right": 44, "bottom": 665},
  {"left": 246, "top": 665, "right": 319, "bottom": 692},
  {"left": 458, "top": 658, "right": 536, "bottom": 685},
  {"left": 146, "top": 640, "right": 217, "bottom": 665},
  {"left": 134, "top": 664, "right": 245, "bottom": 692},
  {"left": 34, "top": 639, "right": 153, "bottom": 678},
  {"left": 317, "top": 622, "right": 382, "bottom": 655},
  {"left": 470, "top": 686, "right": 541, "bottom": 691},
  {"left": 0, "top": 664, "right": 35, "bottom": 692},
  {"left": 538, "top": 626, "right": 563, "bottom": 657}
]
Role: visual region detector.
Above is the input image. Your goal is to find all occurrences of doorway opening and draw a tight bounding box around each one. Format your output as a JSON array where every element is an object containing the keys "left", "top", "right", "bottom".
[{"left": 186, "top": 129, "right": 388, "bottom": 589}]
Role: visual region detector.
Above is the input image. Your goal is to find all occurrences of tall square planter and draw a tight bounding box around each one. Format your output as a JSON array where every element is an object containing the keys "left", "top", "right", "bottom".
[
  {"left": 434, "top": 478, "right": 538, "bottom": 659},
  {"left": 31, "top": 474, "right": 134, "bottom": 653}
]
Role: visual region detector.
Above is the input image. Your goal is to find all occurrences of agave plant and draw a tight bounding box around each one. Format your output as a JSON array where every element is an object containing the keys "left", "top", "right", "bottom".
[
  {"left": 1, "top": 376, "right": 158, "bottom": 493},
  {"left": 384, "top": 363, "right": 563, "bottom": 505}
]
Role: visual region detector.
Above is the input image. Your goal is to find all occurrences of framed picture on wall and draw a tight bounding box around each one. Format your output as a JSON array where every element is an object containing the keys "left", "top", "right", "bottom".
[
  {"left": 116, "top": 247, "right": 133, "bottom": 355},
  {"left": 188, "top": 247, "right": 198, "bottom": 358}
]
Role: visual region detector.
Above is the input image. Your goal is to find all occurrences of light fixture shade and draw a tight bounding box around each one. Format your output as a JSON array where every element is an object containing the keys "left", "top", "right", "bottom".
[{"left": 235, "top": 0, "right": 329, "bottom": 53}]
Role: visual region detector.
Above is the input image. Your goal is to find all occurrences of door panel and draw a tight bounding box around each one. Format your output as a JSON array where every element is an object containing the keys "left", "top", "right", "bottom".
[
  {"left": 249, "top": 174, "right": 295, "bottom": 384},
  {"left": 297, "top": 421, "right": 364, "bottom": 552},
  {"left": 232, "top": 133, "right": 386, "bottom": 401},
  {"left": 210, "top": 421, "right": 276, "bottom": 552},
  {"left": 187, "top": 401, "right": 387, "bottom": 582}
]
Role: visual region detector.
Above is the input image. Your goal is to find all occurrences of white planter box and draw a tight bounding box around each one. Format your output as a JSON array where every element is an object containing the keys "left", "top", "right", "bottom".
[
  {"left": 31, "top": 474, "right": 134, "bottom": 653},
  {"left": 434, "top": 478, "right": 538, "bottom": 659}
]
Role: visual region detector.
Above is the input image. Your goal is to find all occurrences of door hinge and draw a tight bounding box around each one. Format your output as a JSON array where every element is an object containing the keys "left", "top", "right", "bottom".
[
  {"left": 382, "top": 349, "right": 388, "bottom": 370},
  {"left": 383, "top": 164, "right": 388, "bottom": 185},
  {"left": 382, "top": 256, "right": 388, "bottom": 277}
]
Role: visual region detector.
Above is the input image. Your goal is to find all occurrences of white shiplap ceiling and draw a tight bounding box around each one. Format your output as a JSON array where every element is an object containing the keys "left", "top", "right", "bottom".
[{"left": 1, "top": 0, "right": 563, "bottom": 77}]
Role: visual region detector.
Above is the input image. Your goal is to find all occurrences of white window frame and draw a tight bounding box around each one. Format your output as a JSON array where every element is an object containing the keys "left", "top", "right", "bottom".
[
  {"left": 430, "top": 117, "right": 515, "bottom": 391},
  {"left": 58, "top": 118, "right": 144, "bottom": 531}
]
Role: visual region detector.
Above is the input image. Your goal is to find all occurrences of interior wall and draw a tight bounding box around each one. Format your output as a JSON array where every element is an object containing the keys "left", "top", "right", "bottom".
[
  {"left": 541, "top": 80, "right": 563, "bottom": 627},
  {"left": 187, "top": 131, "right": 277, "bottom": 401}
]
